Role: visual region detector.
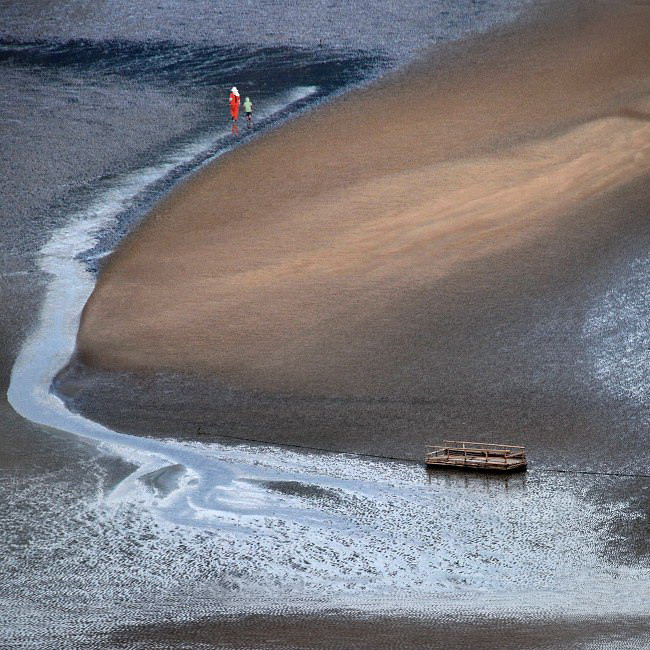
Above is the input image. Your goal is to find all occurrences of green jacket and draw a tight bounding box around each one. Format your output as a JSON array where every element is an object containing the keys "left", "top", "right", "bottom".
[{"left": 243, "top": 99, "right": 253, "bottom": 113}]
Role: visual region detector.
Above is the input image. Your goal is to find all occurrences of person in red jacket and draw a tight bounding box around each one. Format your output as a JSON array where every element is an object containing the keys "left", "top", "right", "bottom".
[{"left": 229, "top": 86, "right": 240, "bottom": 122}]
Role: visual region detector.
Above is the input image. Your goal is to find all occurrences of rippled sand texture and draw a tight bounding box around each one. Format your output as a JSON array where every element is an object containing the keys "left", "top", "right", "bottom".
[{"left": 78, "top": 2, "right": 650, "bottom": 398}]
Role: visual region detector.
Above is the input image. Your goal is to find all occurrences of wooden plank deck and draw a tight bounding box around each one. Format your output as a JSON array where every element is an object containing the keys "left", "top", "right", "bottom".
[{"left": 425, "top": 440, "right": 527, "bottom": 472}]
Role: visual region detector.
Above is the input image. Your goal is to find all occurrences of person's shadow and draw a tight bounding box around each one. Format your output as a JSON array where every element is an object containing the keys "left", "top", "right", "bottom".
[{"left": 232, "top": 121, "right": 239, "bottom": 136}]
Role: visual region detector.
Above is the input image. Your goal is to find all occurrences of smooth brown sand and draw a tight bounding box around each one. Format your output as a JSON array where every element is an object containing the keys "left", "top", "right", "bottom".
[
  {"left": 57, "top": 0, "right": 650, "bottom": 475},
  {"left": 77, "top": 1, "right": 650, "bottom": 395}
]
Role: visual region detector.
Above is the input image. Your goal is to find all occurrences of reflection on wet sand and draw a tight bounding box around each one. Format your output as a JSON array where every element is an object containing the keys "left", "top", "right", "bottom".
[{"left": 426, "top": 466, "right": 528, "bottom": 495}]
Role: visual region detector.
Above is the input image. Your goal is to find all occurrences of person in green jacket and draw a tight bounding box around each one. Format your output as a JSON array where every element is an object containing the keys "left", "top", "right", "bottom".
[{"left": 243, "top": 96, "right": 253, "bottom": 128}]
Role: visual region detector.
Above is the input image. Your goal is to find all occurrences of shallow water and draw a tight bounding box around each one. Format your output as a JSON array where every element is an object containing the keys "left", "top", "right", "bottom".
[{"left": 2, "top": 435, "right": 648, "bottom": 647}]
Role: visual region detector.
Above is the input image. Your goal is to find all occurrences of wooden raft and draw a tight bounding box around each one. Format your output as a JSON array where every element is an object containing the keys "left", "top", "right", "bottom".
[{"left": 425, "top": 440, "right": 527, "bottom": 472}]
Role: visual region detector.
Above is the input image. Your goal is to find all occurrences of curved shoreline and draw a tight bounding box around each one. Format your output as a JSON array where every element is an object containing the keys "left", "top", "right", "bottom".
[
  {"left": 6, "top": 86, "right": 328, "bottom": 506},
  {"left": 66, "top": 1, "right": 650, "bottom": 468},
  {"left": 79, "top": 2, "right": 650, "bottom": 381}
]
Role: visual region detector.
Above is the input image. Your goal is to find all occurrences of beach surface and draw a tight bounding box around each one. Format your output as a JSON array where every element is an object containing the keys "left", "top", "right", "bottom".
[
  {"left": 66, "top": 0, "right": 650, "bottom": 469},
  {"left": 4, "top": 0, "right": 650, "bottom": 647}
]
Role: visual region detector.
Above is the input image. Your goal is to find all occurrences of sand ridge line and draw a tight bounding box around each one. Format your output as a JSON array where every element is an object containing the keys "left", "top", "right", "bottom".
[{"left": 206, "top": 112, "right": 650, "bottom": 282}]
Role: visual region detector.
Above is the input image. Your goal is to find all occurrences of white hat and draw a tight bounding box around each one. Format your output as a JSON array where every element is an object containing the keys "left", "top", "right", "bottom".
[{"left": 231, "top": 86, "right": 239, "bottom": 96}]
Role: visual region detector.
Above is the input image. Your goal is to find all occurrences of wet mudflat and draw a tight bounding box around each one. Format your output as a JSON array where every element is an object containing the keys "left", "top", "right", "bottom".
[
  {"left": 2, "top": 0, "right": 650, "bottom": 648},
  {"left": 109, "top": 612, "right": 650, "bottom": 650},
  {"left": 3, "top": 441, "right": 648, "bottom": 648}
]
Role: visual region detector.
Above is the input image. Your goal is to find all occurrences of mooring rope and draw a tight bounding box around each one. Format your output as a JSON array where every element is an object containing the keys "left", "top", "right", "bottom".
[{"left": 194, "top": 425, "right": 650, "bottom": 480}]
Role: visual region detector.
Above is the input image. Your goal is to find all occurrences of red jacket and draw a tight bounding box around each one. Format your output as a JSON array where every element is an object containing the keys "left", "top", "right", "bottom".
[{"left": 229, "top": 92, "right": 240, "bottom": 119}]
